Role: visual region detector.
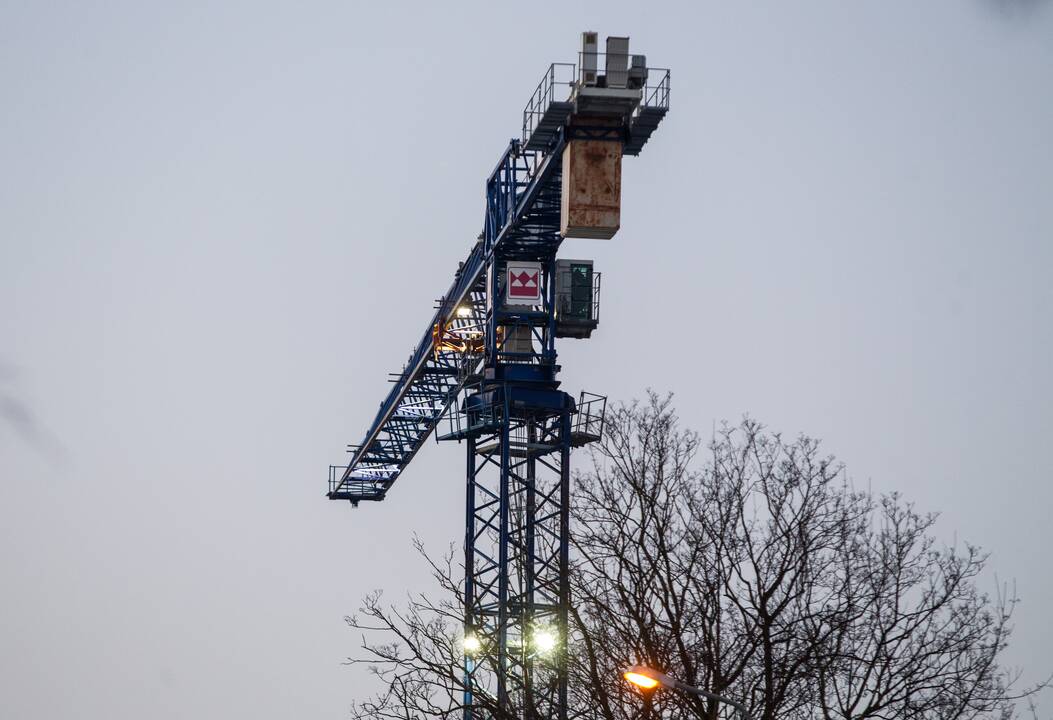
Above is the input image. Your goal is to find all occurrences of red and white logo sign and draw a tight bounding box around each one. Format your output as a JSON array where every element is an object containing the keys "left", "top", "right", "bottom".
[{"left": 506, "top": 262, "right": 542, "bottom": 305}]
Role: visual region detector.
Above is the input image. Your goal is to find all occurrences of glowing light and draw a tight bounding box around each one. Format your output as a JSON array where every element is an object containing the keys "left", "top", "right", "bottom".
[
  {"left": 533, "top": 630, "right": 557, "bottom": 654},
  {"left": 456, "top": 305, "right": 472, "bottom": 318},
  {"left": 623, "top": 671, "right": 660, "bottom": 690},
  {"left": 463, "top": 635, "right": 481, "bottom": 654}
]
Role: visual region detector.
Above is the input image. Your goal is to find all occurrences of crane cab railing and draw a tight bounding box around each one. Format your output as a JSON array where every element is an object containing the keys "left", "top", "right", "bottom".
[
  {"left": 571, "top": 391, "right": 606, "bottom": 447},
  {"left": 437, "top": 390, "right": 606, "bottom": 449}
]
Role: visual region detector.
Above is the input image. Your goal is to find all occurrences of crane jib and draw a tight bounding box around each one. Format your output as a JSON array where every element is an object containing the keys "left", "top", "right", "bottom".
[{"left": 331, "top": 137, "right": 567, "bottom": 502}]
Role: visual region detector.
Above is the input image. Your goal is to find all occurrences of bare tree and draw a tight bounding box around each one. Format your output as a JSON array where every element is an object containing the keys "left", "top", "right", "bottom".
[
  {"left": 345, "top": 393, "right": 1046, "bottom": 720},
  {"left": 345, "top": 541, "right": 521, "bottom": 720}
]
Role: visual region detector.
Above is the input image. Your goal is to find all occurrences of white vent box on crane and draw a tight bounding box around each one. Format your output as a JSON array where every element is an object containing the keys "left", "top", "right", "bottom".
[
  {"left": 581, "top": 31, "right": 598, "bottom": 86},
  {"left": 605, "top": 36, "right": 630, "bottom": 89},
  {"left": 569, "top": 33, "right": 642, "bottom": 115},
  {"left": 561, "top": 139, "right": 622, "bottom": 239}
]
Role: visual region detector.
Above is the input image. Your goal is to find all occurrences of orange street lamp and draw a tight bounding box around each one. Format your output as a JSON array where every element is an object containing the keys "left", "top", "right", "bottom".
[
  {"left": 622, "top": 665, "right": 751, "bottom": 720},
  {"left": 623, "top": 669, "right": 661, "bottom": 690}
]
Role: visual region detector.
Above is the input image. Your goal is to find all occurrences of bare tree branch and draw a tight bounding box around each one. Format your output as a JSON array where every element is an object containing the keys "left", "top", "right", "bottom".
[{"left": 344, "top": 393, "right": 1048, "bottom": 720}]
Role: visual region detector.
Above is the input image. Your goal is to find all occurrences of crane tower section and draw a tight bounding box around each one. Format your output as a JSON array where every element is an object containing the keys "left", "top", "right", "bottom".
[{"left": 327, "top": 32, "right": 669, "bottom": 720}]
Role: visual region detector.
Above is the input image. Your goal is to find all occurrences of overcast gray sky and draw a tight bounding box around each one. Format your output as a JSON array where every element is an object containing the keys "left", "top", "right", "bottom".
[{"left": 2, "top": 1, "right": 1051, "bottom": 717}]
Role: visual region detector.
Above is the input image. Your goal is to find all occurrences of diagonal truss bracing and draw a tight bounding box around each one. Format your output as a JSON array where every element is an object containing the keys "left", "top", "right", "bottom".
[{"left": 328, "top": 135, "right": 567, "bottom": 504}]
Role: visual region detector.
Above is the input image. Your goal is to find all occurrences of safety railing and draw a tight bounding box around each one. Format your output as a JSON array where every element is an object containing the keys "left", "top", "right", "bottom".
[
  {"left": 522, "top": 62, "right": 577, "bottom": 145},
  {"left": 572, "top": 392, "right": 607, "bottom": 445},
  {"left": 457, "top": 347, "right": 484, "bottom": 383},
  {"left": 575, "top": 51, "right": 669, "bottom": 109},
  {"left": 555, "top": 269, "right": 602, "bottom": 328},
  {"left": 328, "top": 463, "right": 389, "bottom": 498},
  {"left": 328, "top": 464, "right": 347, "bottom": 496},
  {"left": 640, "top": 68, "right": 671, "bottom": 111},
  {"left": 437, "top": 400, "right": 504, "bottom": 442}
]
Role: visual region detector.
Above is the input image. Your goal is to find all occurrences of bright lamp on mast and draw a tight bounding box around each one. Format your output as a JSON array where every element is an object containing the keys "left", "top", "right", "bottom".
[
  {"left": 463, "top": 634, "right": 481, "bottom": 654},
  {"left": 533, "top": 629, "right": 557, "bottom": 654}
]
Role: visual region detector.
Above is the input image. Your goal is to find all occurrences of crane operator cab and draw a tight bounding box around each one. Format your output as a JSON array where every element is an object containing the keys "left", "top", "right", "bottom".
[{"left": 554, "top": 258, "right": 599, "bottom": 338}]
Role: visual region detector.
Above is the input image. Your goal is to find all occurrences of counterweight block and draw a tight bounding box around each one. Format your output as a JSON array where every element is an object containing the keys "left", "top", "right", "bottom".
[{"left": 561, "top": 138, "right": 622, "bottom": 239}]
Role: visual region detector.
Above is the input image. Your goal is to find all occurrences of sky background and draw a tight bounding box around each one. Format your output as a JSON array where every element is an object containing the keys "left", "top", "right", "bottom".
[{"left": 2, "top": 1, "right": 1051, "bottom": 717}]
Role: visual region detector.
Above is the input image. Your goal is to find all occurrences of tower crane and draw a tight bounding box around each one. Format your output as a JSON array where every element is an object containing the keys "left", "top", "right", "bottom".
[{"left": 327, "top": 32, "right": 670, "bottom": 720}]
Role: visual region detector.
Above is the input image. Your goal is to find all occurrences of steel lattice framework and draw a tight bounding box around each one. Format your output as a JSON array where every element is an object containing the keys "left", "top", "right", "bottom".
[
  {"left": 327, "top": 41, "right": 669, "bottom": 720},
  {"left": 462, "top": 405, "right": 573, "bottom": 719},
  {"left": 327, "top": 138, "right": 566, "bottom": 505}
]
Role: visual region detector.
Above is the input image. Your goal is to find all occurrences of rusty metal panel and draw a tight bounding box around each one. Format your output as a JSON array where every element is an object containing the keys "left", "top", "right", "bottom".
[{"left": 560, "top": 139, "right": 622, "bottom": 239}]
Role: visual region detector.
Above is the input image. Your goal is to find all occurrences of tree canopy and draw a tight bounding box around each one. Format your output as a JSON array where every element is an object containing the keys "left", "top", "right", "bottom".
[{"left": 346, "top": 393, "right": 1046, "bottom": 720}]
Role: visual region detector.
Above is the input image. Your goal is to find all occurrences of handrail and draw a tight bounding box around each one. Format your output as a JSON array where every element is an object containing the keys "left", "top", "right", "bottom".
[
  {"left": 640, "top": 68, "right": 671, "bottom": 111},
  {"left": 522, "top": 63, "right": 576, "bottom": 144}
]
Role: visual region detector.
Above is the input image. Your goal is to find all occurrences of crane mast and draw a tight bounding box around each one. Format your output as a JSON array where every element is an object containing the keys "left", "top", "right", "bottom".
[{"left": 328, "top": 33, "right": 670, "bottom": 720}]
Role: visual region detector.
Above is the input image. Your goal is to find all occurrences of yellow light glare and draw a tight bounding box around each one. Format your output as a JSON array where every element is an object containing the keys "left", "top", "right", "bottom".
[
  {"left": 456, "top": 305, "right": 472, "bottom": 318},
  {"left": 533, "top": 630, "right": 557, "bottom": 654},
  {"left": 463, "top": 635, "right": 481, "bottom": 654},
  {"left": 623, "top": 671, "right": 660, "bottom": 690}
]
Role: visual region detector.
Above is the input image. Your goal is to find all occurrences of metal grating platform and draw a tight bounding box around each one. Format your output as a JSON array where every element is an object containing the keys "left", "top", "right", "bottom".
[
  {"left": 624, "top": 105, "right": 668, "bottom": 156},
  {"left": 522, "top": 63, "right": 576, "bottom": 151},
  {"left": 524, "top": 100, "right": 574, "bottom": 151}
]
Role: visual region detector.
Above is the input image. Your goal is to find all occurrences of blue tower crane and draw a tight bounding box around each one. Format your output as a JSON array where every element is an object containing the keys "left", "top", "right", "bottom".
[{"left": 328, "top": 33, "right": 669, "bottom": 720}]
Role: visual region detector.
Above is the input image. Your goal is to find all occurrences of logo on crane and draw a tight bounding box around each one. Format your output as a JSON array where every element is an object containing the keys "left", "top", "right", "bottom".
[{"left": 506, "top": 261, "right": 542, "bottom": 305}]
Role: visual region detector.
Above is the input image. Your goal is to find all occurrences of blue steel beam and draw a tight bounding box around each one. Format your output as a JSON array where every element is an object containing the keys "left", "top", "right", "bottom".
[{"left": 328, "top": 135, "right": 566, "bottom": 504}]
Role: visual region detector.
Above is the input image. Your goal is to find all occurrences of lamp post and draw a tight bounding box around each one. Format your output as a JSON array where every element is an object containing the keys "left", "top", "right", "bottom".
[{"left": 623, "top": 665, "right": 752, "bottom": 720}]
